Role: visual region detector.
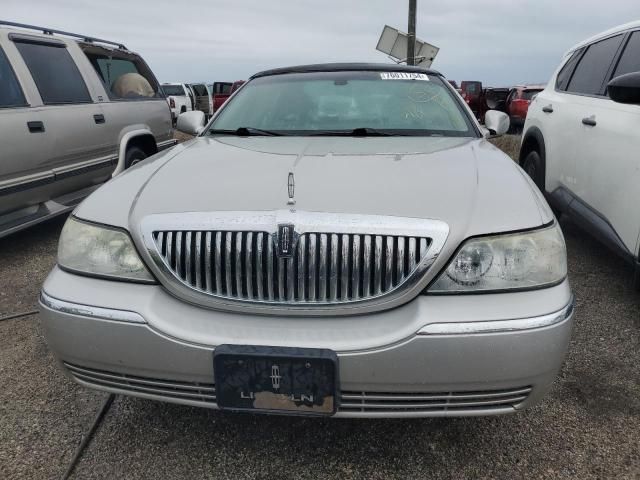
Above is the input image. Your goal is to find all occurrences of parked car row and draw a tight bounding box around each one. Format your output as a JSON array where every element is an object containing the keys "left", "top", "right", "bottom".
[
  {"left": 161, "top": 80, "right": 245, "bottom": 124},
  {"left": 451, "top": 80, "right": 544, "bottom": 130}
]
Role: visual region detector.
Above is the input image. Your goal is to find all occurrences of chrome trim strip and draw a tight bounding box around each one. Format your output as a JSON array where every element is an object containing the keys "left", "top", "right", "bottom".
[
  {"left": 373, "top": 235, "right": 383, "bottom": 295},
  {"left": 175, "top": 231, "right": 183, "bottom": 278},
  {"left": 362, "top": 235, "right": 372, "bottom": 296},
  {"left": 214, "top": 232, "right": 222, "bottom": 295},
  {"left": 418, "top": 297, "right": 574, "bottom": 335},
  {"left": 204, "top": 232, "right": 212, "bottom": 293},
  {"left": 319, "top": 233, "right": 328, "bottom": 301},
  {"left": 39, "top": 291, "right": 145, "bottom": 324},
  {"left": 298, "top": 235, "right": 307, "bottom": 300},
  {"left": 308, "top": 234, "right": 317, "bottom": 301},
  {"left": 139, "top": 210, "right": 449, "bottom": 316},
  {"left": 0, "top": 154, "right": 117, "bottom": 196},
  {"left": 235, "top": 233, "right": 243, "bottom": 298},
  {"left": 246, "top": 232, "right": 254, "bottom": 299},
  {"left": 256, "top": 232, "right": 264, "bottom": 300},
  {"left": 351, "top": 234, "right": 361, "bottom": 297},
  {"left": 396, "top": 236, "right": 405, "bottom": 283},
  {"left": 157, "top": 139, "right": 178, "bottom": 151},
  {"left": 340, "top": 233, "right": 349, "bottom": 299}
]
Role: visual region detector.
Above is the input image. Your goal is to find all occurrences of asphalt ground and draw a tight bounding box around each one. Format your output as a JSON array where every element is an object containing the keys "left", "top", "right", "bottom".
[{"left": 1, "top": 162, "right": 639, "bottom": 478}]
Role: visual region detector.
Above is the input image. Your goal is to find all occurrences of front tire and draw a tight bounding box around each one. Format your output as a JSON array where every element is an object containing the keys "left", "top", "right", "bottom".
[
  {"left": 522, "top": 149, "right": 561, "bottom": 217},
  {"left": 522, "top": 150, "right": 545, "bottom": 191},
  {"left": 124, "top": 146, "right": 147, "bottom": 169}
]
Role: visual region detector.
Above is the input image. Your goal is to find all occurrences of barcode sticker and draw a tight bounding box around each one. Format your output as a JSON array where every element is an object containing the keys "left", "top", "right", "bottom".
[{"left": 380, "top": 72, "right": 429, "bottom": 81}]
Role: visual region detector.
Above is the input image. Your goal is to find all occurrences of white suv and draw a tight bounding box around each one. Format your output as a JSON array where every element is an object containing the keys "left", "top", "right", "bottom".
[{"left": 520, "top": 21, "right": 640, "bottom": 287}]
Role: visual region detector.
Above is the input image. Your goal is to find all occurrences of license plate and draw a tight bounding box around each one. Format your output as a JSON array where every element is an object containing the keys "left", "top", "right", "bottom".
[{"left": 214, "top": 345, "right": 338, "bottom": 416}]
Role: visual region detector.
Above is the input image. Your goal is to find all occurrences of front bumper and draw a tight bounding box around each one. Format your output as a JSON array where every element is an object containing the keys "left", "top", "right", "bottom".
[{"left": 39, "top": 267, "right": 574, "bottom": 418}]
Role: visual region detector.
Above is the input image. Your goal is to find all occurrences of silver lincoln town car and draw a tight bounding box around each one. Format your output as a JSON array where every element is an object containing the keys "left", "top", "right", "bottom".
[{"left": 40, "top": 64, "right": 574, "bottom": 418}]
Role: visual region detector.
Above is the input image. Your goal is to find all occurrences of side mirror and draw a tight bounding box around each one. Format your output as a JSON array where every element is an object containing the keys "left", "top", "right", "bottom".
[
  {"left": 608, "top": 71, "right": 640, "bottom": 104},
  {"left": 176, "top": 110, "right": 206, "bottom": 135},
  {"left": 484, "top": 110, "right": 510, "bottom": 136}
]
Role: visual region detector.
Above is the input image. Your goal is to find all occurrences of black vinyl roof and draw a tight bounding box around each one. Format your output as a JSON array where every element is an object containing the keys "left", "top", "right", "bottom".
[{"left": 250, "top": 63, "right": 441, "bottom": 79}]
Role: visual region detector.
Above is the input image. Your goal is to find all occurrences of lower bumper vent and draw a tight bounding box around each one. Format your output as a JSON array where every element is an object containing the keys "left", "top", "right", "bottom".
[
  {"left": 65, "top": 363, "right": 531, "bottom": 414},
  {"left": 338, "top": 387, "right": 532, "bottom": 413},
  {"left": 64, "top": 363, "right": 216, "bottom": 404}
]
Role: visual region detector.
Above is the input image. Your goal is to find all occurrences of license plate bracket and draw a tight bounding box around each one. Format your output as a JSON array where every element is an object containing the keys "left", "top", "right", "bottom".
[{"left": 214, "top": 345, "right": 338, "bottom": 416}]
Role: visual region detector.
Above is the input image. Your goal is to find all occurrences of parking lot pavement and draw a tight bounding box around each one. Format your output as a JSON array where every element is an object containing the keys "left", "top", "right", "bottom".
[{"left": 1, "top": 216, "right": 639, "bottom": 479}]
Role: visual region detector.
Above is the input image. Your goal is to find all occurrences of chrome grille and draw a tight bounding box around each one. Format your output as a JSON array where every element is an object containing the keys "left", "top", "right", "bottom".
[
  {"left": 152, "top": 230, "right": 431, "bottom": 304},
  {"left": 338, "top": 386, "right": 532, "bottom": 413}
]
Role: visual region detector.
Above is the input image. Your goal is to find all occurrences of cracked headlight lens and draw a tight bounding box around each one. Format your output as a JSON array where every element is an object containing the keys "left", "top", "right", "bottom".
[
  {"left": 428, "top": 223, "right": 566, "bottom": 293},
  {"left": 58, "top": 217, "right": 154, "bottom": 283}
]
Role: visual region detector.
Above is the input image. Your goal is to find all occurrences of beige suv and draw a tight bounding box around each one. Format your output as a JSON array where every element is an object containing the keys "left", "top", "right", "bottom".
[{"left": 0, "top": 21, "right": 175, "bottom": 238}]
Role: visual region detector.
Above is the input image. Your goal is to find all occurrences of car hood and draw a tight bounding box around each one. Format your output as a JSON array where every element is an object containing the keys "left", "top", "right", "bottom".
[{"left": 76, "top": 135, "right": 552, "bottom": 258}]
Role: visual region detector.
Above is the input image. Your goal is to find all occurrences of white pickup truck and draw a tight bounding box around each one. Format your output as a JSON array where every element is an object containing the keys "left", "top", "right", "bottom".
[{"left": 162, "top": 83, "right": 194, "bottom": 123}]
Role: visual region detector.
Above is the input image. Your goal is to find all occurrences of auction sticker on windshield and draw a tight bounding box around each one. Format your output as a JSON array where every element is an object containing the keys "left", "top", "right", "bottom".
[{"left": 380, "top": 72, "right": 429, "bottom": 81}]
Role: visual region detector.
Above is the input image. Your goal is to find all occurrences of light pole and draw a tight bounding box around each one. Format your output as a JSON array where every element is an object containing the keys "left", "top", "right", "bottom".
[{"left": 407, "top": 0, "right": 417, "bottom": 65}]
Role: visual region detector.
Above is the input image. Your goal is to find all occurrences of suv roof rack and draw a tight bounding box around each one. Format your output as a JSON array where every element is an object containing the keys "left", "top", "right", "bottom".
[{"left": 0, "top": 20, "right": 127, "bottom": 50}]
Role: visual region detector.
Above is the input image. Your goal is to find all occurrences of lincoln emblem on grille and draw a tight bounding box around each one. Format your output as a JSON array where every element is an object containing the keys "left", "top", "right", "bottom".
[
  {"left": 270, "top": 364, "right": 281, "bottom": 390},
  {"left": 277, "top": 224, "right": 295, "bottom": 257}
]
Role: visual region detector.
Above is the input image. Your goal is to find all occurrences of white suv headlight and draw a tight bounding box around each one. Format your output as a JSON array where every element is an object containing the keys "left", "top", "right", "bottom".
[
  {"left": 58, "top": 217, "right": 154, "bottom": 283},
  {"left": 428, "top": 223, "right": 566, "bottom": 293}
]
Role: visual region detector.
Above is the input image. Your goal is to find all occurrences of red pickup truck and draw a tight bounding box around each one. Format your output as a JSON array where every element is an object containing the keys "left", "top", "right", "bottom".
[
  {"left": 211, "top": 80, "right": 245, "bottom": 112},
  {"left": 505, "top": 85, "right": 545, "bottom": 128},
  {"left": 460, "top": 80, "right": 483, "bottom": 118}
]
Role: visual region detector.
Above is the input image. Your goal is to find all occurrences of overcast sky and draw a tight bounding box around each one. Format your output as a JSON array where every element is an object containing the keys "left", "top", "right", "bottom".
[{"left": 4, "top": 0, "right": 639, "bottom": 86}]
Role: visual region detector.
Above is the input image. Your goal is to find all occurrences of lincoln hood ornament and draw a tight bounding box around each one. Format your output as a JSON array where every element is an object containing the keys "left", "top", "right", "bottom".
[{"left": 287, "top": 172, "right": 295, "bottom": 205}]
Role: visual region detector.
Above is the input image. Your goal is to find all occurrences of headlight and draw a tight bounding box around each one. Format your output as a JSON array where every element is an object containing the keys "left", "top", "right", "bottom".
[
  {"left": 428, "top": 223, "right": 566, "bottom": 293},
  {"left": 58, "top": 217, "right": 154, "bottom": 283}
]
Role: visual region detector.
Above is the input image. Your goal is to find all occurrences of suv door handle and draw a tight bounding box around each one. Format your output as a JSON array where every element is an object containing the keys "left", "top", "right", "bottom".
[
  {"left": 582, "top": 116, "right": 597, "bottom": 127},
  {"left": 93, "top": 114, "right": 106, "bottom": 124},
  {"left": 27, "top": 121, "right": 45, "bottom": 133},
  {"left": 542, "top": 105, "right": 554, "bottom": 113}
]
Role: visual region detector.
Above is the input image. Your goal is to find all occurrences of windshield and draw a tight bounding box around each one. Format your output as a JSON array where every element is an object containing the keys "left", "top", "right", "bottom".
[
  {"left": 162, "top": 85, "right": 185, "bottom": 96},
  {"left": 209, "top": 71, "right": 476, "bottom": 136}
]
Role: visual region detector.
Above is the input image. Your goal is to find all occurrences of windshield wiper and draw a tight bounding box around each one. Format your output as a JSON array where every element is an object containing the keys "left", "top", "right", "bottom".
[
  {"left": 208, "top": 127, "right": 282, "bottom": 136},
  {"left": 309, "top": 127, "right": 400, "bottom": 137}
]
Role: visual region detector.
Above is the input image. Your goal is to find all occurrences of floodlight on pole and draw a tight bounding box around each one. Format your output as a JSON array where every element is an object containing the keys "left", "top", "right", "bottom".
[{"left": 375, "top": 25, "right": 439, "bottom": 68}]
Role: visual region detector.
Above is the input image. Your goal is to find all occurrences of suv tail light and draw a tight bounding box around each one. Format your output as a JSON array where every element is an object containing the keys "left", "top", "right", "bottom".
[{"left": 169, "top": 97, "right": 175, "bottom": 108}]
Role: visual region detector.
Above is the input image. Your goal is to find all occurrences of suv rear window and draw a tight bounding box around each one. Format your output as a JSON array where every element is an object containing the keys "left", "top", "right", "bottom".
[
  {"left": 83, "top": 47, "right": 161, "bottom": 100},
  {"left": 522, "top": 89, "right": 542, "bottom": 100},
  {"left": 0, "top": 47, "right": 26, "bottom": 108},
  {"left": 162, "top": 85, "right": 186, "bottom": 96},
  {"left": 463, "top": 82, "right": 481, "bottom": 94},
  {"left": 14, "top": 40, "right": 91, "bottom": 104},
  {"left": 214, "top": 83, "right": 232, "bottom": 94},
  {"left": 555, "top": 50, "right": 582, "bottom": 91},
  {"left": 566, "top": 35, "right": 624, "bottom": 95},
  {"left": 613, "top": 31, "right": 640, "bottom": 78},
  {"left": 191, "top": 84, "right": 208, "bottom": 96}
]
